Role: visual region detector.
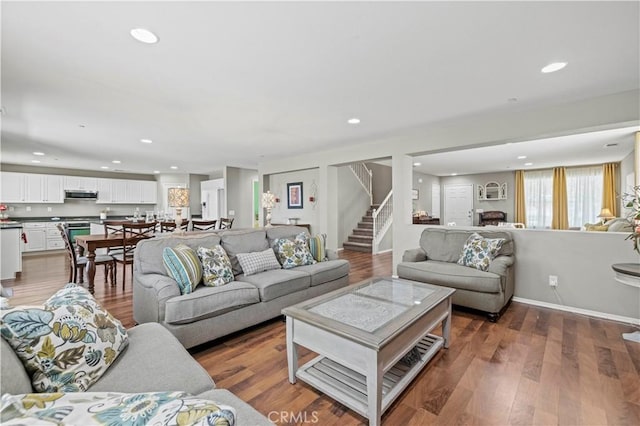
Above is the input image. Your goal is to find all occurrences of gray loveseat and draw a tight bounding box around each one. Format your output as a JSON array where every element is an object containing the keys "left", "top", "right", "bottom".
[
  {"left": 133, "top": 226, "right": 350, "bottom": 348},
  {"left": 397, "top": 227, "right": 514, "bottom": 321},
  {"left": 1, "top": 322, "right": 272, "bottom": 424}
]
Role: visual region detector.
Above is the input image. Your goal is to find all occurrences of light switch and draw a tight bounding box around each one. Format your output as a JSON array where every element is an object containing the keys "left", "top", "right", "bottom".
[{"left": 228, "top": 210, "right": 235, "bottom": 216}]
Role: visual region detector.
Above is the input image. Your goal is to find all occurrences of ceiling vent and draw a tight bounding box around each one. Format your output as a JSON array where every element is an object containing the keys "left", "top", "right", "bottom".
[{"left": 604, "top": 143, "right": 619, "bottom": 148}]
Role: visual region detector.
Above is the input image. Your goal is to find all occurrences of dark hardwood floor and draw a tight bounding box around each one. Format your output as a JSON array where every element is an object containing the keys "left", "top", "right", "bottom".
[{"left": 3, "top": 250, "right": 640, "bottom": 425}]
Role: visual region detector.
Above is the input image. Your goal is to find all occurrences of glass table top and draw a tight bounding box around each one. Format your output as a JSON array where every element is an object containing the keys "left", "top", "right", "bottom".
[{"left": 283, "top": 277, "right": 455, "bottom": 348}]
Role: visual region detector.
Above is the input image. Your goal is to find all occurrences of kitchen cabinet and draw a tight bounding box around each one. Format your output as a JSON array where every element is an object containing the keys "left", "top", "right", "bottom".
[
  {"left": 22, "top": 223, "right": 47, "bottom": 252},
  {"left": 1, "top": 227, "right": 22, "bottom": 280},
  {"left": 46, "top": 223, "right": 65, "bottom": 250},
  {"left": 63, "top": 176, "right": 97, "bottom": 191},
  {"left": 1, "top": 172, "right": 24, "bottom": 202},
  {"left": 96, "top": 179, "right": 157, "bottom": 204},
  {"left": 0, "top": 172, "right": 64, "bottom": 203}
]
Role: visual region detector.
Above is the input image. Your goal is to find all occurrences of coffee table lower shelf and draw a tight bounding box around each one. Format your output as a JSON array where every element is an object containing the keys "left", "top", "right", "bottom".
[{"left": 296, "top": 334, "right": 443, "bottom": 418}]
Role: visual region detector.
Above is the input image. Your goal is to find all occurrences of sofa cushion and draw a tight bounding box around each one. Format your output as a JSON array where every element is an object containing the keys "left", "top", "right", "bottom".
[
  {"left": 273, "top": 233, "right": 316, "bottom": 269},
  {"left": 236, "top": 248, "right": 282, "bottom": 276},
  {"left": 237, "top": 269, "right": 310, "bottom": 302},
  {"left": 265, "top": 225, "right": 310, "bottom": 246},
  {"left": 419, "top": 228, "right": 512, "bottom": 262},
  {"left": 1, "top": 337, "right": 33, "bottom": 394},
  {"left": 457, "top": 232, "right": 506, "bottom": 271},
  {"left": 220, "top": 229, "right": 270, "bottom": 275},
  {"left": 197, "top": 245, "right": 234, "bottom": 287},
  {"left": 397, "top": 260, "right": 503, "bottom": 294},
  {"left": 136, "top": 233, "right": 221, "bottom": 275},
  {"left": 604, "top": 218, "right": 633, "bottom": 232},
  {"left": 163, "top": 244, "right": 203, "bottom": 294},
  {"left": 91, "top": 323, "right": 214, "bottom": 394},
  {"left": 294, "top": 259, "right": 350, "bottom": 286},
  {"left": 164, "top": 281, "right": 260, "bottom": 325},
  {"left": 0, "top": 284, "right": 128, "bottom": 393}
]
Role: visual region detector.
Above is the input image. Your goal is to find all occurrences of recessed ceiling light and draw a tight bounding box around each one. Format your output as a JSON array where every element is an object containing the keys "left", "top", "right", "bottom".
[
  {"left": 524, "top": 162, "right": 533, "bottom": 166},
  {"left": 78, "top": 124, "right": 86, "bottom": 128},
  {"left": 517, "top": 155, "right": 527, "bottom": 159},
  {"left": 451, "top": 173, "right": 458, "bottom": 176},
  {"left": 541, "top": 62, "right": 567, "bottom": 73},
  {"left": 507, "top": 97, "right": 518, "bottom": 103},
  {"left": 153, "top": 170, "right": 160, "bottom": 174},
  {"left": 347, "top": 118, "right": 360, "bottom": 125},
  {"left": 31, "top": 160, "right": 41, "bottom": 163},
  {"left": 112, "top": 160, "right": 121, "bottom": 164},
  {"left": 130, "top": 28, "right": 159, "bottom": 44},
  {"left": 100, "top": 166, "right": 109, "bottom": 169},
  {"left": 140, "top": 138, "right": 153, "bottom": 144},
  {"left": 413, "top": 162, "right": 421, "bottom": 167},
  {"left": 33, "top": 152, "right": 45, "bottom": 156},
  {"left": 170, "top": 166, "right": 178, "bottom": 169}
]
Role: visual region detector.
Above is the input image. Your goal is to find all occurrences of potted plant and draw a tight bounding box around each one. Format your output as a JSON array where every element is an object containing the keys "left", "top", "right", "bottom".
[{"left": 623, "top": 185, "right": 640, "bottom": 253}]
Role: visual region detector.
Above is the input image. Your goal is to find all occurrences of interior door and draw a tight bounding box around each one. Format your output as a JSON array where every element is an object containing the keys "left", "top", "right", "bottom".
[{"left": 444, "top": 184, "right": 474, "bottom": 226}]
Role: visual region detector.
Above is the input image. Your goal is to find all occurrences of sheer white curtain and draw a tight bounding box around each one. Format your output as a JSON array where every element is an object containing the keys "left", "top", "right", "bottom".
[
  {"left": 524, "top": 170, "right": 553, "bottom": 229},
  {"left": 566, "top": 166, "right": 603, "bottom": 227}
]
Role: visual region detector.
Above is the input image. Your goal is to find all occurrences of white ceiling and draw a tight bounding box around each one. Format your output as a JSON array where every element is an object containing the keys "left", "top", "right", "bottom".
[
  {"left": 412, "top": 126, "right": 638, "bottom": 176},
  {"left": 1, "top": 1, "right": 639, "bottom": 175}
]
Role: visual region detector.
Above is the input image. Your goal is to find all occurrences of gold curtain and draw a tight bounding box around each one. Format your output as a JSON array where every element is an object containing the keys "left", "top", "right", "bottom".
[
  {"left": 515, "top": 170, "right": 526, "bottom": 225},
  {"left": 602, "top": 163, "right": 618, "bottom": 217},
  {"left": 552, "top": 167, "right": 569, "bottom": 229}
]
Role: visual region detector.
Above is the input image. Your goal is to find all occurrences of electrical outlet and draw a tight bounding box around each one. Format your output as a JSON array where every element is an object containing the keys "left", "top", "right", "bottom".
[
  {"left": 476, "top": 208, "right": 484, "bottom": 213},
  {"left": 9, "top": 206, "right": 14, "bottom": 212},
  {"left": 26, "top": 206, "right": 31, "bottom": 212},
  {"left": 228, "top": 210, "right": 235, "bottom": 216},
  {"left": 47, "top": 207, "right": 52, "bottom": 212},
  {"left": 549, "top": 275, "right": 558, "bottom": 287}
]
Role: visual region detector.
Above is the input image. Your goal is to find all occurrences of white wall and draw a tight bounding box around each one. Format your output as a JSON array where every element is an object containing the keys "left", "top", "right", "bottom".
[
  {"left": 258, "top": 90, "right": 639, "bottom": 319},
  {"left": 266, "top": 168, "right": 320, "bottom": 233},
  {"left": 412, "top": 171, "right": 440, "bottom": 215},
  {"left": 440, "top": 171, "right": 515, "bottom": 225},
  {"left": 337, "top": 166, "right": 370, "bottom": 246},
  {"left": 225, "top": 166, "right": 258, "bottom": 229},
  {"left": 620, "top": 150, "right": 635, "bottom": 215}
]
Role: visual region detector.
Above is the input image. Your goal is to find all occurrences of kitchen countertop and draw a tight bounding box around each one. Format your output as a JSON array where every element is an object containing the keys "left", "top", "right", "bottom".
[
  {"left": 0, "top": 222, "right": 23, "bottom": 229},
  {"left": 11, "top": 216, "right": 131, "bottom": 224}
]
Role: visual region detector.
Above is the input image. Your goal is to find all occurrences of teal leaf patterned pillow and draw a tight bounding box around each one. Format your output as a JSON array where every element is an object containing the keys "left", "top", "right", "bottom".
[
  {"left": 457, "top": 233, "right": 506, "bottom": 271},
  {"left": 273, "top": 232, "right": 317, "bottom": 269},
  {"left": 0, "top": 284, "right": 128, "bottom": 393},
  {"left": 163, "top": 244, "right": 203, "bottom": 294},
  {"left": 197, "top": 245, "right": 234, "bottom": 287}
]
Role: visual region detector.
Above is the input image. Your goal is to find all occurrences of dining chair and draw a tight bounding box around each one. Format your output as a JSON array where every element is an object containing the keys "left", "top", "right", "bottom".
[
  {"left": 57, "top": 223, "right": 115, "bottom": 286},
  {"left": 103, "top": 220, "right": 130, "bottom": 257},
  {"left": 191, "top": 219, "right": 217, "bottom": 231},
  {"left": 111, "top": 222, "right": 157, "bottom": 290},
  {"left": 219, "top": 218, "right": 234, "bottom": 229},
  {"left": 160, "top": 221, "right": 188, "bottom": 232}
]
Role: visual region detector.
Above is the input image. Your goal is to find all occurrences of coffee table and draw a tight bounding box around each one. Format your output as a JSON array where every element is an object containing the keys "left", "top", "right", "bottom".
[{"left": 282, "top": 277, "right": 455, "bottom": 425}]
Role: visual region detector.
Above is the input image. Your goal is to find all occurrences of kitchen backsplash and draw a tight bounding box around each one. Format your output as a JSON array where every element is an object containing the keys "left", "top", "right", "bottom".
[{"left": 6, "top": 200, "right": 159, "bottom": 219}]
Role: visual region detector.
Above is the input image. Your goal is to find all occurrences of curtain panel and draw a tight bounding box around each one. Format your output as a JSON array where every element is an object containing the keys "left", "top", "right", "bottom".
[
  {"left": 552, "top": 167, "right": 569, "bottom": 230},
  {"left": 515, "top": 170, "right": 526, "bottom": 225},
  {"left": 602, "top": 163, "right": 618, "bottom": 217}
]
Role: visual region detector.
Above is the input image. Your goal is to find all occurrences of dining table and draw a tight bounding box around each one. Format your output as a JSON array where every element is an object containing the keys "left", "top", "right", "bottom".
[{"left": 74, "top": 234, "right": 129, "bottom": 294}]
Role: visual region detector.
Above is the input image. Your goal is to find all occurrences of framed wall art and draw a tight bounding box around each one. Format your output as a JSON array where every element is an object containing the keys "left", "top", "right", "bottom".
[{"left": 287, "top": 182, "right": 303, "bottom": 209}]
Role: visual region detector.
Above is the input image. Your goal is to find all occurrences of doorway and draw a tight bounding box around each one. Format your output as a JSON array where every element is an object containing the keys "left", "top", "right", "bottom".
[{"left": 444, "top": 184, "right": 473, "bottom": 226}]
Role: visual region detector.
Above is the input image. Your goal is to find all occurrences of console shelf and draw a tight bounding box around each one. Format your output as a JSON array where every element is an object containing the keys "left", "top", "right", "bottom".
[{"left": 296, "top": 333, "right": 444, "bottom": 418}]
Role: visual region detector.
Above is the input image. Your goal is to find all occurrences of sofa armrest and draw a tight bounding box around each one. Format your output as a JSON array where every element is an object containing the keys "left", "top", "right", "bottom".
[
  {"left": 402, "top": 248, "right": 427, "bottom": 262},
  {"left": 487, "top": 255, "right": 514, "bottom": 277},
  {"left": 133, "top": 273, "right": 181, "bottom": 323}
]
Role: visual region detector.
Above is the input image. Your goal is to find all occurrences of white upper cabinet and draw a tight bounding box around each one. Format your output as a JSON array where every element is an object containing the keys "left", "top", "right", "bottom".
[
  {"left": 63, "top": 176, "right": 98, "bottom": 191},
  {"left": 1, "top": 172, "right": 25, "bottom": 202},
  {"left": 0, "top": 172, "right": 64, "bottom": 203},
  {"left": 96, "top": 178, "right": 114, "bottom": 203}
]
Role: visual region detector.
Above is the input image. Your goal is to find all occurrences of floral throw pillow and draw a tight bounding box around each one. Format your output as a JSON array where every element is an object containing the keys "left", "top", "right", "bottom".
[
  {"left": 0, "top": 284, "right": 128, "bottom": 393},
  {"left": 457, "top": 233, "right": 506, "bottom": 271},
  {"left": 0, "top": 391, "right": 237, "bottom": 426},
  {"left": 197, "top": 245, "right": 234, "bottom": 287},
  {"left": 273, "top": 232, "right": 317, "bottom": 269}
]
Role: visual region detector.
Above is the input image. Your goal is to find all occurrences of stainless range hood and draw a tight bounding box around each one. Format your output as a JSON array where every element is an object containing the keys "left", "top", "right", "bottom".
[{"left": 64, "top": 190, "right": 98, "bottom": 200}]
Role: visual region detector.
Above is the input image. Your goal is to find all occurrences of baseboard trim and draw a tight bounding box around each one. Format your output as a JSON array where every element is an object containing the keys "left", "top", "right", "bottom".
[
  {"left": 512, "top": 297, "right": 640, "bottom": 326},
  {"left": 375, "top": 248, "right": 393, "bottom": 254}
]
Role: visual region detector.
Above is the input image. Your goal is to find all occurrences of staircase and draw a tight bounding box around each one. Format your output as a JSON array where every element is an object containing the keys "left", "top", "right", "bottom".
[{"left": 343, "top": 204, "right": 379, "bottom": 253}]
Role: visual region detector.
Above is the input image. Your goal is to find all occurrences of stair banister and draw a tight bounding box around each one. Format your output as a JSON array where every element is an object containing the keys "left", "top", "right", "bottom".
[
  {"left": 348, "top": 162, "right": 373, "bottom": 206},
  {"left": 372, "top": 190, "right": 393, "bottom": 253}
]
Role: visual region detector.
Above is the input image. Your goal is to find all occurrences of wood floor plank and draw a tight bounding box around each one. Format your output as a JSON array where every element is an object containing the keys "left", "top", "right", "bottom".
[{"left": 3, "top": 250, "right": 639, "bottom": 425}]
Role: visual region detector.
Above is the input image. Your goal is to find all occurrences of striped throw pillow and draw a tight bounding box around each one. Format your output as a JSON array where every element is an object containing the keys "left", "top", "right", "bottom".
[
  {"left": 309, "top": 233, "right": 328, "bottom": 262},
  {"left": 163, "top": 244, "right": 203, "bottom": 294}
]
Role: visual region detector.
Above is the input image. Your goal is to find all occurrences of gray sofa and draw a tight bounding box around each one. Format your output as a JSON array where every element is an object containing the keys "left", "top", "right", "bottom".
[
  {"left": 133, "top": 226, "right": 350, "bottom": 348},
  {"left": 397, "top": 227, "right": 514, "bottom": 322},
  {"left": 1, "top": 322, "right": 272, "bottom": 424}
]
